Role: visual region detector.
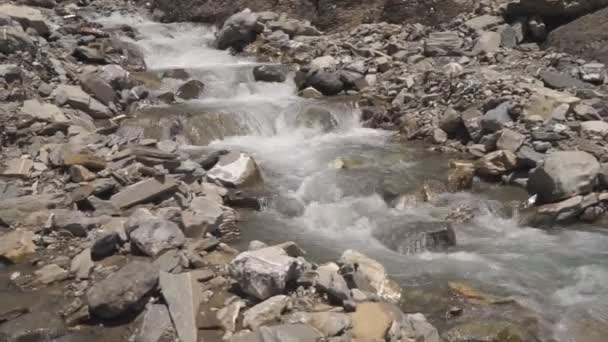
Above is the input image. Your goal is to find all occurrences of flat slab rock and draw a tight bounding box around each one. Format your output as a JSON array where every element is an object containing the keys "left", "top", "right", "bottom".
[
  {"left": 110, "top": 176, "right": 178, "bottom": 209},
  {"left": 159, "top": 271, "right": 201, "bottom": 342}
]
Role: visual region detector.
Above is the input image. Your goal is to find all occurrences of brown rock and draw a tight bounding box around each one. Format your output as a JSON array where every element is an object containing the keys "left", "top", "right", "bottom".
[{"left": 0, "top": 229, "right": 36, "bottom": 263}]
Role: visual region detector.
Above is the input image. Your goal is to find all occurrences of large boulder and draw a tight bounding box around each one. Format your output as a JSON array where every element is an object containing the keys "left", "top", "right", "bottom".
[
  {"left": 528, "top": 151, "right": 600, "bottom": 203},
  {"left": 129, "top": 219, "right": 186, "bottom": 257},
  {"left": 207, "top": 151, "right": 263, "bottom": 187},
  {"left": 87, "top": 261, "right": 159, "bottom": 319},
  {"left": 305, "top": 71, "right": 344, "bottom": 96},
  {"left": 228, "top": 246, "right": 303, "bottom": 300},
  {"left": 214, "top": 9, "right": 258, "bottom": 51},
  {"left": 546, "top": 7, "right": 608, "bottom": 64}
]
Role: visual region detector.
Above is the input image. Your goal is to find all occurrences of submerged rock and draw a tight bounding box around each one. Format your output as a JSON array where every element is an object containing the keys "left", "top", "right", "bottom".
[
  {"left": 215, "top": 9, "right": 259, "bottom": 51},
  {"left": 373, "top": 220, "right": 456, "bottom": 255}
]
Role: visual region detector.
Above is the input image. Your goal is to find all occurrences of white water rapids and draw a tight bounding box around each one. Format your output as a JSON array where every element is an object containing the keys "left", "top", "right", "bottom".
[{"left": 96, "top": 12, "right": 608, "bottom": 341}]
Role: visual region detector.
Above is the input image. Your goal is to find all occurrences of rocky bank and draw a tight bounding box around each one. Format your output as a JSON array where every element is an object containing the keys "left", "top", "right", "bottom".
[{"left": 2, "top": 0, "right": 608, "bottom": 341}]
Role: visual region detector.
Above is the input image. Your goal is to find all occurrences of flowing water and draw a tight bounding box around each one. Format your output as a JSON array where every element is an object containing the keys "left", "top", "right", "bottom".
[{"left": 96, "top": 12, "right": 608, "bottom": 341}]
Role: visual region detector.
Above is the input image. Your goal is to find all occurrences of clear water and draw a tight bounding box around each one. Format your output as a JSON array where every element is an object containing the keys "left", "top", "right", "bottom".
[{"left": 96, "top": 12, "right": 608, "bottom": 341}]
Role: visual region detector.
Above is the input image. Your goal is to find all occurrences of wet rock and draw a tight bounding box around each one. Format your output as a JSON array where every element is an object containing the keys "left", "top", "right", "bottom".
[
  {"left": 448, "top": 163, "right": 475, "bottom": 191},
  {"left": 0, "top": 4, "right": 50, "bottom": 36},
  {"left": 0, "top": 27, "right": 35, "bottom": 55},
  {"left": 215, "top": 9, "right": 259, "bottom": 51},
  {"left": 70, "top": 248, "right": 93, "bottom": 280},
  {"left": 229, "top": 246, "right": 303, "bottom": 300},
  {"left": 136, "top": 304, "right": 175, "bottom": 342},
  {"left": 34, "top": 264, "right": 69, "bottom": 285},
  {"left": 0, "top": 229, "right": 36, "bottom": 263},
  {"left": 20, "top": 99, "right": 69, "bottom": 123},
  {"left": 284, "top": 311, "right": 351, "bottom": 337},
  {"left": 80, "top": 73, "right": 116, "bottom": 105},
  {"left": 496, "top": 129, "right": 525, "bottom": 153},
  {"left": 306, "top": 71, "right": 344, "bottom": 96},
  {"left": 443, "top": 320, "right": 529, "bottom": 342},
  {"left": 110, "top": 176, "right": 178, "bottom": 209},
  {"left": 87, "top": 260, "right": 158, "bottom": 319},
  {"left": 474, "top": 150, "right": 518, "bottom": 177},
  {"left": 339, "top": 250, "right": 401, "bottom": 303},
  {"left": 130, "top": 219, "right": 185, "bottom": 257},
  {"left": 91, "top": 232, "right": 120, "bottom": 259},
  {"left": 231, "top": 324, "right": 321, "bottom": 342},
  {"left": 0, "top": 311, "right": 66, "bottom": 342},
  {"left": 481, "top": 102, "right": 512, "bottom": 133},
  {"left": 295, "top": 106, "right": 337, "bottom": 132},
  {"left": 159, "top": 271, "right": 200, "bottom": 342},
  {"left": 53, "top": 85, "right": 113, "bottom": 119},
  {"left": 535, "top": 195, "right": 584, "bottom": 222},
  {"left": 176, "top": 80, "right": 205, "bottom": 100},
  {"left": 207, "top": 152, "right": 262, "bottom": 187},
  {"left": 540, "top": 70, "right": 590, "bottom": 90},
  {"left": 253, "top": 65, "right": 286, "bottom": 82},
  {"left": 300, "top": 87, "right": 323, "bottom": 99},
  {"left": 424, "top": 31, "right": 463, "bottom": 56},
  {"left": 243, "top": 295, "right": 289, "bottom": 329},
  {"left": 528, "top": 151, "right": 600, "bottom": 203},
  {"left": 373, "top": 221, "right": 456, "bottom": 255}
]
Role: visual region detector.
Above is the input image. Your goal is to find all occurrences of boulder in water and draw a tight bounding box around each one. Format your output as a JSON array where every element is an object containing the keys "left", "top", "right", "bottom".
[
  {"left": 207, "top": 151, "right": 263, "bottom": 187},
  {"left": 253, "top": 65, "right": 286, "bottom": 82},
  {"left": 527, "top": 151, "right": 600, "bottom": 203},
  {"left": 176, "top": 80, "right": 204, "bottom": 100},
  {"left": 305, "top": 71, "right": 344, "bottom": 96},
  {"left": 474, "top": 150, "right": 518, "bottom": 177},
  {"left": 215, "top": 9, "right": 259, "bottom": 51}
]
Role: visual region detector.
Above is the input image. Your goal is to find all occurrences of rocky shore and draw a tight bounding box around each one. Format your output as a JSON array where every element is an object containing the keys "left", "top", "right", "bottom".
[{"left": 2, "top": 0, "right": 608, "bottom": 341}]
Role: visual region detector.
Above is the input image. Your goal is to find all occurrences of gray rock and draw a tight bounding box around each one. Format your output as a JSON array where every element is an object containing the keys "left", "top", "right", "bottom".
[
  {"left": 473, "top": 31, "right": 501, "bottom": 54},
  {"left": 69, "top": 165, "right": 96, "bottom": 182},
  {"left": 540, "top": 70, "right": 591, "bottom": 89},
  {"left": 0, "top": 27, "right": 35, "bottom": 54},
  {"left": 217, "top": 299, "right": 245, "bottom": 334},
  {"left": 229, "top": 246, "right": 302, "bottom": 300},
  {"left": 73, "top": 46, "right": 106, "bottom": 64},
  {"left": 439, "top": 107, "right": 463, "bottom": 135},
  {"left": 126, "top": 208, "right": 158, "bottom": 233},
  {"left": 176, "top": 80, "right": 205, "bottom": 100},
  {"left": 581, "top": 120, "right": 608, "bottom": 137},
  {"left": 87, "top": 261, "right": 158, "bottom": 319},
  {"left": 306, "top": 71, "right": 344, "bottom": 96},
  {"left": 0, "top": 4, "right": 50, "bottom": 36},
  {"left": 2, "top": 158, "right": 33, "bottom": 178},
  {"left": 100, "top": 64, "right": 129, "bottom": 90},
  {"left": 136, "top": 304, "right": 175, "bottom": 342},
  {"left": 295, "top": 106, "right": 337, "bottom": 132},
  {"left": 243, "top": 295, "right": 289, "bottom": 329},
  {"left": 248, "top": 240, "right": 268, "bottom": 251},
  {"left": 535, "top": 195, "right": 584, "bottom": 222},
  {"left": 284, "top": 312, "right": 351, "bottom": 337},
  {"left": 424, "top": 31, "right": 463, "bottom": 56},
  {"left": 182, "top": 196, "right": 230, "bottom": 238},
  {"left": 580, "top": 62, "right": 606, "bottom": 83},
  {"left": 159, "top": 271, "right": 201, "bottom": 342},
  {"left": 0, "top": 194, "right": 61, "bottom": 227},
  {"left": 499, "top": 25, "right": 518, "bottom": 48},
  {"left": 310, "top": 55, "right": 337, "bottom": 70},
  {"left": 314, "top": 262, "right": 351, "bottom": 304},
  {"left": 253, "top": 65, "right": 287, "bottom": 82},
  {"left": 462, "top": 107, "right": 483, "bottom": 141},
  {"left": 481, "top": 102, "right": 512, "bottom": 132},
  {"left": 0, "top": 64, "right": 22, "bottom": 83},
  {"left": 207, "top": 152, "right": 262, "bottom": 187},
  {"left": 52, "top": 85, "right": 112, "bottom": 119},
  {"left": 339, "top": 250, "right": 401, "bottom": 303},
  {"left": 215, "top": 9, "right": 259, "bottom": 51},
  {"left": 110, "top": 176, "right": 178, "bottom": 209},
  {"left": 80, "top": 73, "right": 116, "bottom": 105},
  {"left": 496, "top": 129, "right": 525, "bottom": 152},
  {"left": 34, "top": 263, "right": 69, "bottom": 284},
  {"left": 517, "top": 146, "right": 545, "bottom": 168},
  {"left": 0, "top": 311, "right": 66, "bottom": 342},
  {"left": 465, "top": 15, "right": 503, "bottom": 31},
  {"left": 130, "top": 219, "right": 185, "bottom": 257},
  {"left": 91, "top": 232, "right": 119, "bottom": 259},
  {"left": 430, "top": 128, "right": 448, "bottom": 144},
  {"left": 231, "top": 324, "right": 322, "bottom": 342},
  {"left": 528, "top": 151, "right": 600, "bottom": 203},
  {"left": 70, "top": 248, "right": 93, "bottom": 280}
]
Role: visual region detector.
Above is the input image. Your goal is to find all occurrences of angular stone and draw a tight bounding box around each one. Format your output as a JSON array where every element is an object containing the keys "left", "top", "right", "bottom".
[
  {"left": 310, "top": 55, "right": 337, "bottom": 70},
  {"left": 474, "top": 150, "right": 518, "bottom": 177},
  {"left": 136, "top": 304, "right": 175, "bottom": 342},
  {"left": 528, "top": 151, "right": 600, "bottom": 203},
  {"left": 63, "top": 148, "right": 106, "bottom": 170},
  {"left": 496, "top": 129, "right": 525, "bottom": 152},
  {"left": 159, "top": 271, "right": 201, "bottom": 342},
  {"left": 473, "top": 31, "right": 501, "bottom": 54},
  {"left": 464, "top": 15, "right": 503, "bottom": 31},
  {"left": 87, "top": 261, "right": 158, "bottom": 319},
  {"left": 284, "top": 312, "right": 351, "bottom": 337},
  {"left": 253, "top": 65, "right": 286, "bottom": 83},
  {"left": 231, "top": 324, "right": 321, "bottom": 342},
  {"left": 306, "top": 71, "right": 344, "bottom": 96},
  {"left": 243, "top": 295, "right": 289, "bottom": 330},
  {"left": 69, "top": 165, "right": 96, "bottom": 183},
  {"left": 52, "top": 85, "right": 112, "bottom": 119},
  {"left": 315, "top": 262, "right": 351, "bottom": 304},
  {"left": 34, "top": 263, "right": 69, "bottom": 285},
  {"left": 581, "top": 120, "right": 608, "bottom": 137},
  {"left": 182, "top": 196, "right": 229, "bottom": 238},
  {"left": 130, "top": 219, "right": 185, "bottom": 257},
  {"left": 0, "top": 27, "right": 35, "bottom": 55},
  {"left": 339, "top": 250, "right": 401, "bottom": 303},
  {"left": 70, "top": 248, "right": 93, "bottom": 280},
  {"left": 80, "top": 73, "right": 116, "bottom": 105},
  {"left": 540, "top": 70, "right": 590, "bottom": 90},
  {"left": 0, "top": 229, "right": 35, "bottom": 263},
  {"left": 424, "top": 31, "right": 463, "bottom": 56},
  {"left": 481, "top": 102, "right": 512, "bottom": 133},
  {"left": 229, "top": 246, "right": 302, "bottom": 300},
  {"left": 73, "top": 46, "right": 106, "bottom": 64},
  {"left": 0, "top": 4, "right": 50, "bottom": 36},
  {"left": 21, "top": 99, "right": 69, "bottom": 123},
  {"left": 2, "top": 158, "right": 33, "bottom": 178},
  {"left": 91, "top": 232, "right": 119, "bottom": 259},
  {"left": 207, "top": 152, "right": 262, "bottom": 188},
  {"left": 110, "top": 176, "right": 178, "bottom": 209},
  {"left": 0, "top": 194, "right": 62, "bottom": 227},
  {"left": 517, "top": 146, "right": 545, "bottom": 168}
]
